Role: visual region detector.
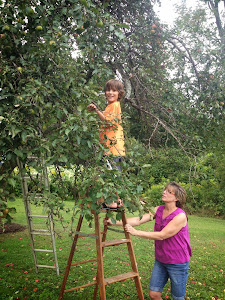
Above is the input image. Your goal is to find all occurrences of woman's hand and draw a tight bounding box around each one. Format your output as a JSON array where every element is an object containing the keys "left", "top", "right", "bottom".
[
  {"left": 103, "top": 217, "right": 113, "bottom": 226},
  {"left": 125, "top": 224, "right": 137, "bottom": 236}
]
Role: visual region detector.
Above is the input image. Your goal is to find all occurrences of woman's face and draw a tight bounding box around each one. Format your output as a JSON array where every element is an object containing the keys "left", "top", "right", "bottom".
[
  {"left": 105, "top": 89, "right": 119, "bottom": 103},
  {"left": 162, "top": 186, "right": 177, "bottom": 203}
]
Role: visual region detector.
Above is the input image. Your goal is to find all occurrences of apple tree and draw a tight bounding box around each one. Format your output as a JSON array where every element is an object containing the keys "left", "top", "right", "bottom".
[{"left": 1, "top": 0, "right": 160, "bottom": 221}]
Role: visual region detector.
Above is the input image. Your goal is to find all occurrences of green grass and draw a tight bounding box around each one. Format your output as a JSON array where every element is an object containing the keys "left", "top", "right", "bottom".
[{"left": 0, "top": 199, "right": 225, "bottom": 300}]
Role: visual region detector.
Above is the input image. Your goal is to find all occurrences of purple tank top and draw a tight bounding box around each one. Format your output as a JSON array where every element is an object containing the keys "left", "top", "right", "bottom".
[{"left": 154, "top": 205, "right": 192, "bottom": 264}]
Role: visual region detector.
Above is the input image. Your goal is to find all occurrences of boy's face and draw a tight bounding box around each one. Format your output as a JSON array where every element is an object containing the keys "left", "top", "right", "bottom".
[{"left": 105, "top": 89, "right": 119, "bottom": 104}]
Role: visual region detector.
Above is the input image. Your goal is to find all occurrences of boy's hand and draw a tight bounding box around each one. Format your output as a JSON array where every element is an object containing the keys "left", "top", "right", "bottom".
[{"left": 87, "top": 103, "right": 97, "bottom": 111}]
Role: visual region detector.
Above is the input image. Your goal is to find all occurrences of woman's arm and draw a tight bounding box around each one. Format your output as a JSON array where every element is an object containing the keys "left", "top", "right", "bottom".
[
  {"left": 104, "top": 212, "right": 154, "bottom": 227},
  {"left": 125, "top": 213, "right": 187, "bottom": 240}
]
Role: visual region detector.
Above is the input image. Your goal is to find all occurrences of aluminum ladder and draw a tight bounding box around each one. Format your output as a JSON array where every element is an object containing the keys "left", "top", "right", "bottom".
[{"left": 17, "top": 157, "right": 59, "bottom": 275}]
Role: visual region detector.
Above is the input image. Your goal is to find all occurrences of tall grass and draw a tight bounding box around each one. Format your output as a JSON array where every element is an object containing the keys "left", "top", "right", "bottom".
[{"left": 0, "top": 198, "right": 225, "bottom": 299}]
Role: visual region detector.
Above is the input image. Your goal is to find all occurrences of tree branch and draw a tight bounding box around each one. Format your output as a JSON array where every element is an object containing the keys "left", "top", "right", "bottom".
[
  {"left": 166, "top": 36, "right": 201, "bottom": 88},
  {"left": 124, "top": 97, "right": 192, "bottom": 158}
]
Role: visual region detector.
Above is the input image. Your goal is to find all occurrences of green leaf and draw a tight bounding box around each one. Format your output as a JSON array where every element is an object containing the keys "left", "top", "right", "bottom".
[
  {"left": 21, "top": 131, "right": 27, "bottom": 142},
  {"left": 8, "top": 178, "right": 16, "bottom": 187},
  {"left": 0, "top": 95, "right": 11, "bottom": 100},
  {"left": 114, "top": 31, "right": 125, "bottom": 40},
  {"left": 76, "top": 135, "right": 81, "bottom": 145},
  {"left": 96, "top": 192, "right": 103, "bottom": 198},
  {"left": 59, "top": 155, "right": 68, "bottom": 163},
  {"left": 137, "top": 185, "right": 143, "bottom": 193},
  {"left": 87, "top": 140, "right": 92, "bottom": 148},
  {"left": 14, "top": 149, "right": 24, "bottom": 158},
  {"left": 119, "top": 23, "right": 130, "bottom": 29},
  {"left": 65, "top": 128, "right": 70, "bottom": 136}
]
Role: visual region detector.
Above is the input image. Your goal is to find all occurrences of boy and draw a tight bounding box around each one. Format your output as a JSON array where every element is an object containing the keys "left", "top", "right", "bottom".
[{"left": 87, "top": 79, "right": 125, "bottom": 208}]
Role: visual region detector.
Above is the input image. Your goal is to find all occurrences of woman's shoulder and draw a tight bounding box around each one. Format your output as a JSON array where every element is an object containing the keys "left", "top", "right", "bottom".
[
  {"left": 156, "top": 205, "right": 164, "bottom": 211},
  {"left": 175, "top": 207, "right": 186, "bottom": 215},
  {"left": 155, "top": 205, "right": 164, "bottom": 215}
]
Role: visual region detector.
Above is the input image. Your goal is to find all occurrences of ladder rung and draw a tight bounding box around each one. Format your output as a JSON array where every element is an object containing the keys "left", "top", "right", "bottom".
[
  {"left": 74, "top": 231, "right": 98, "bottom": 239},
  {"left": 23, "top": 176, "right": 32, "bottom": 180},
  {"left": 107, "top": 227, "right": 125, "bottom": 234},
  {"left": 30, "top": 193, "right": 43, "bottom": 196},
  {"left": 64, "top": 272, "right": 139, "bottom": 293},
  {"left": 71, "top": 258, "right": 97, "bottom": 266},
  {"left": 29, "top": 214, "right": 49, "bottom": 218},
  {"left": 34, "top": 249, "right": 54, "bottom": 253},
  {"left": 105, "top": 272, "right": 138, "bottom": 285},
  {"left": 102, "top": 239, "right": 130, "bottom": 247},
  {"left": 65, "top": 281, "right": 97, "bottom": 293},
  {"left": 36, "top": 264, "right": 57, "bottom": 269},
  {"left": 31, "top": 231, "right": 51, "bottom": 236},
  {"left": 32, "top": 229, "right": 51, "bottom": 232}
]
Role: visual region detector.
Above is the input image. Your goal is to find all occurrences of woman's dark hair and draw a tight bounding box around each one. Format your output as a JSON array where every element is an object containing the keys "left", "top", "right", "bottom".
[{"left": 104, "top": 79, "right": 125, "bottom": 101}]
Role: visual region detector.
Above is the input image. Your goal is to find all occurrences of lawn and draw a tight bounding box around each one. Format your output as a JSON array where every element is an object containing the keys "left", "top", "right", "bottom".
[{"left": 0, "top": 198, "right": 225, "bottom": 300}]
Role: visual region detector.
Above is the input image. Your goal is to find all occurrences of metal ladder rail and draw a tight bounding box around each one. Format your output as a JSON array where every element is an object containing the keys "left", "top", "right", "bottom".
[
  {"left": 28, "top": 213, "right": 60, "bottom": 275},
  {"left": 17, "top": 158, "right": 59, "bottom": 275}
]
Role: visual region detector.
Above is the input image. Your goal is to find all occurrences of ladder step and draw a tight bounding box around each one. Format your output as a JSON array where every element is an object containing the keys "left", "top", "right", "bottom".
[
  {"left": 23, "top": 176, "right": 32, "bottom": 180},
  {"left": 102, "top": 239, "right": 130, "bottom": 247},
  {"left": 71, "top": 258, "right": 97, "bottom": 266},
  {"left": 31, "top": 231, "right": 51, "bottom": 236},
  {"left": 105, "top": 272, "right": 139, "bottom": 285},
  {"left": 32, "top": 229, "right": 51, "bottom": 232},
  {"left": 74, "top": 231, "right": 98, "bottom": 239},
  {"left": 64, "top": 272, "right": 139, "bottom": 293},
  {"left": 34, "top": 249, "right": 54, "bottom": 253},
  {"left": 27, "top": 156, "right": 38, "bottom": 159},
  {"left": 28, "top": 214, "right": 49, "bottom": 218},
  {"left": 36, "top": 264, "right": 57, "bottom": 269},
  {"left": 65, "top": 281, "right": 97, "bottom": 293}
]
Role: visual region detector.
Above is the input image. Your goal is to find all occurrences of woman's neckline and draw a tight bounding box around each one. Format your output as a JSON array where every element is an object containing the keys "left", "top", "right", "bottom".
[{"left": 162, "top": 206, "right": 178, "bottom": 220}]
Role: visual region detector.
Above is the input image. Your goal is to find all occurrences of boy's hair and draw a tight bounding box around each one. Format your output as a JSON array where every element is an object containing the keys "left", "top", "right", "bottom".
[
  {"left": 165, "top": 182, "right": 186, "bottom": 208},
  {"left": 104, "top": 79, "right": 125, "bottom": 101}
]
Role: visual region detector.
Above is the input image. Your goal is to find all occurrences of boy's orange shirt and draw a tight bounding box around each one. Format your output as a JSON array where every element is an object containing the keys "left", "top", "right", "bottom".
[{"left": 100, "top": 101, "right": 125, "bottom": 156}]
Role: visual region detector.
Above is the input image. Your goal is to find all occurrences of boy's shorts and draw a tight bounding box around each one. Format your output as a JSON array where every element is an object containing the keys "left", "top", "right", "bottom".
[
  {"left": 149, "top": 259, "right": 189, "bottom": 300},
  {"left": 105, "top": 157, "right": 123, "bottom": 171}
]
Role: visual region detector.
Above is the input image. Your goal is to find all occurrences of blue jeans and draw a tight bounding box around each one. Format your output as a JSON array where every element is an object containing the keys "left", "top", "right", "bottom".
[{"left": 149, "top": 259, "right": 189, "bottom": 300}]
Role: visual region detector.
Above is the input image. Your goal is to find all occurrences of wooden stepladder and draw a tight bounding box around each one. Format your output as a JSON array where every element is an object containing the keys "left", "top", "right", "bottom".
[{"left": 58, "top": 208, "right": 144, "bottom": 300}]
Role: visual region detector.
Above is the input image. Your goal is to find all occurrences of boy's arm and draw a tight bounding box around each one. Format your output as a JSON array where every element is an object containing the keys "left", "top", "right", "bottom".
[
  {"left": 87, "top": 103, "right": 106, "bottom": 121},
  {"left": 95, "top": 109, "right": 106, "bottom": 121}
]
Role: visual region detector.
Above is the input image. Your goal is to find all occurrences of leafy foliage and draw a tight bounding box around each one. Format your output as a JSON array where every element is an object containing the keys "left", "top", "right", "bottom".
[{"left": 0, "top": 0, "right": 225, "bottom": 221}]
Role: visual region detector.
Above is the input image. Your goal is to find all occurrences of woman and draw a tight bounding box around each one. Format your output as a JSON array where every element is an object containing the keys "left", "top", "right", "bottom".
[{"left": 104, "top": 182, "right": 192, "bottom": 300}]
